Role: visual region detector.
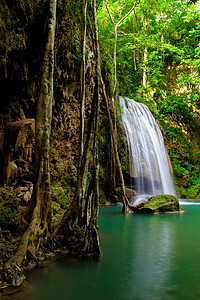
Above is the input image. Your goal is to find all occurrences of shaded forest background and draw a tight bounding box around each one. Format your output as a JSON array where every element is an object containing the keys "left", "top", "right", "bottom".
[{"left": 98, "top": 0, "right": 200, "bottom": 199}]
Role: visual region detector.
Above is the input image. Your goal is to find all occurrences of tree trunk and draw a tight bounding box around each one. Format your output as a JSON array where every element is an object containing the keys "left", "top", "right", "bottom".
[
  {"left": 143, "top": 15, "right": 148, "bottom": 88},
  {"left": 78, "top": 0, "right": 88, "bottom": 227},
  {"left": 53, "top": 104, "right": 95, "bottom": 236},
  {"left": 79, "top": 0, "right": 87, "bottom": 165},
  {"left": 100, "top": 74, "right": 137, "bottom": 213},
  {"left": 81, "top": 0, "right": 102, "bottom": 255},
  {"left": 105, "top": 1, "right": 137, "bottom": 208},
  {"left": 106, "top": 0, "right": 137, "bottom": 103},
  {"left": 4, "top": 0, "right": 57, "bottom": 285},
  {"left": 54, "top": 0, "right": 102, "bottom": 256}
]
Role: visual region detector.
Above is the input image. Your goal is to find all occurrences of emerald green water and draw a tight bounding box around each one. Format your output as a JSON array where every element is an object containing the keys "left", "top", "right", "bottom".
[{"left": 12, "top": 203, "right": 200, "bottom": 300}]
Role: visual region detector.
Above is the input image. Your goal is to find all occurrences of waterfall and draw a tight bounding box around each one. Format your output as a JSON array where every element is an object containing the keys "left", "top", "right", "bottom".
[{"left": 119, "top": 96, "right": 176, "bottom": 205}]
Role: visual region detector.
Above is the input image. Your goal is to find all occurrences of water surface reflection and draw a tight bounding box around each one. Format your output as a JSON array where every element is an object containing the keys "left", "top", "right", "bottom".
[
  {"left": 122, "top": 215, "right": 177, "bottom": 299},
  {"left": 6, "top": 203, "right": 200, "bottom": 300}
]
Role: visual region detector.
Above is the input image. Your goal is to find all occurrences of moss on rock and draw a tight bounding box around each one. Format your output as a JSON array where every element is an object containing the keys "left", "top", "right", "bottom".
[
  {"left": 0, "top": 229, "right": 14, "bottom": 265},
  {"left": 0, "top": 188, "right": 22, "bottom": 230},
  {"left": 136, "top": 194, "right": 183, "bottom": 213}
]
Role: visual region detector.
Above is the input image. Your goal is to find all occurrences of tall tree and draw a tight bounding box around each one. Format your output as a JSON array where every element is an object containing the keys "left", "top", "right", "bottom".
[
  {"left": 105, "top": 1, "right": 138, "bottom": 196},
  {"left": 81, "top": 0, "right": 102, "bottom": 255},
  {"left": 53, "top": 0, "right": 102, "bottom": 255},
  {"left": 4, "top": 0, "right": 57, "bottom": 284},
  {"left": 105, "top": 0, "right": 138, "bottom": 102},
  {"left": 78, "top": 0, "right": 88, "bottom": 227},
  {"left": 98, "top": 1, "right": 139, "bottom": 212},
  {"left": 79, "top": 0, "right": 87, "bottom": 165}
]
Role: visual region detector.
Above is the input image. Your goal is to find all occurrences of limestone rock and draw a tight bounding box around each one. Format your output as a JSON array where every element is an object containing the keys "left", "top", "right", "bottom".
[
  {"left": 125, "top": 188, "right": 137, "bottom": 201},
  {"left": 14, "top": 181, "right": 33, "bottom": 205},
  {"left": 3, "top": 119, "right": 35, "bottom": 185},
  {"left": 111, "top": 187, "right": 137, "bottom": 204}
]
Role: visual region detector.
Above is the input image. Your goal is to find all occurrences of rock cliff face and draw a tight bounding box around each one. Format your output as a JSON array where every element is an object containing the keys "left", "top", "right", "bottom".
[
  {"left": 0, "top": 1, "right": 110, "bottom": 194},
  {"left": 3, "top": 119, "right": 35, "bottom": 185}
]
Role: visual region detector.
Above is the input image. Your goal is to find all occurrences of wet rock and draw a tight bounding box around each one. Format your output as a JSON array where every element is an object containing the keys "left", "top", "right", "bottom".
[
  {"left": 125, "top": 188, "right": 137, "bottom": 201},
  {"left": 2, "top": 263, "right": 25, "bottom": 287},
  {"left": 25, "top": 261, "right": 37, "bottom": 272}
]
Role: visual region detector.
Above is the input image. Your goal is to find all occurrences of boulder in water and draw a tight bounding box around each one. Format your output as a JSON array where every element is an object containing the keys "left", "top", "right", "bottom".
[{"left": 135, "top": 194, "right": 183, "bottom": 213}]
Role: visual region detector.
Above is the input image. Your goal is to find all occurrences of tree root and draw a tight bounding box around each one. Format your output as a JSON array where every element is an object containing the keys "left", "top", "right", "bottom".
[{"left": 81, "top": 225, "right": 102, "bottom": 256}]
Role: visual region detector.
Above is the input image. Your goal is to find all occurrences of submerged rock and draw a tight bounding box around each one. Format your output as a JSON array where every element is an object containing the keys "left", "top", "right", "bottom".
[{"left": 135, "top": 194, "right": 183, "bottom": 213}]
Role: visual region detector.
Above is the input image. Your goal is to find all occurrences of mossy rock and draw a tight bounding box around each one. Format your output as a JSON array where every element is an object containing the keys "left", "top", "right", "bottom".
[
  {"left": 136, "top": 194, "right": 183, "bottom": 214},
  {"left": 0, "top": 187, "right": 22, "bottom": 230},
  {"left": 0, "top": 229, "right": 14, "bottom": 269}
]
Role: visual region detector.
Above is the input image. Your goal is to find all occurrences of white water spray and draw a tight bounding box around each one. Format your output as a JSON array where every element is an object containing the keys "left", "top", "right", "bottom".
[{"left": 119, "top": 96, "right": 176, "bottom": 205}]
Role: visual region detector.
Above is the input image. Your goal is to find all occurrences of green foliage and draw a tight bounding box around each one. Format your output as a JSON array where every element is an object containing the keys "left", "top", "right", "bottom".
[
  {"left": 172, "top": 158, "right": 193, "bottom": 177},
  {"left": 50, "top": 181, "right": 73, "bottom": 208},
  {"left": 98, "top": 0, "right": 200, "bottom": 96},
  {"left": 0, "top": 188, "right": 21, "bottom": 230},
  {"left": 187, "top": 185, "right": 200, "bottom": 199},
  {"left": 176, "top": 174, "right": 200, "bottom": 199},
  {"left": 184, "top": 173, "right": 200, "bottom": 198},
  {"left": 99, "top": 135, "right": 105, "bottom": 144},
  {"left": 98, "top": 0, "right": 200, "bottom": 198}
]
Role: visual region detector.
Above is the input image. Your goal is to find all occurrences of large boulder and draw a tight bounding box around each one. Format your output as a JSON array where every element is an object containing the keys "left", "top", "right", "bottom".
[{"left": 135, "top": 194, "right": 183, "bottom": 213}]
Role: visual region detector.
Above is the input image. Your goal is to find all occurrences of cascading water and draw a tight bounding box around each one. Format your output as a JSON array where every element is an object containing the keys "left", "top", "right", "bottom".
[{"left": 119, "top": 96, "right": 176, "bottom": 205}]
